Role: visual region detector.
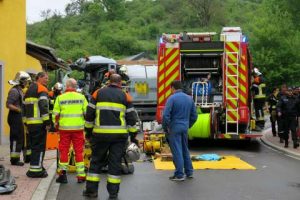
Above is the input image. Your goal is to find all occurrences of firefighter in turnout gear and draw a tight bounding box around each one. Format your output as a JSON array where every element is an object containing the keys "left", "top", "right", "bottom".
[
  {"left": 53, "top": 78, "right": 88, "bottom": 184},
  {"left": 49, "top": 82, "right": 63, "bottom": 114},
  {"left": 83, "top": 74, "right": 137, "bottom": 199},
  {"left": 277, "top": 87, "right": 300, "bottom": 148},
  {"left": 268, "top": 87, "right": 279, "bottom": 137},
  {"left": 25, "top": 72, "right": 50, "bottom": 178},
  {"left": 102, "top": 69, "right": 116, "bottom": 87},
  {"left": 277, "top": 84, "right": 288, "bottom": 143},
  {"left": 251, "top": 68, "right": 266, "bottom": 129},
  {"left": 119, "top": 66, "right": 130, "bottom": 87},
  {"left": 48, "top": 82, "right": 63, "bottom": 131},
  {"left": 6, "top": 71, "right": 31, "bottom": 166}
]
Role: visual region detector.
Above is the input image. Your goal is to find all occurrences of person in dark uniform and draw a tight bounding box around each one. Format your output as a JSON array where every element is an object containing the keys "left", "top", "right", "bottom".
[
  {"left": 6, "top": 71, "right": 31, "bottom": 166},
  {"left": 277, "top": 84, "right": 288, "bottom": 143},
  {"left": 25, "top": 72, "right": 50, "bottom": 178},
  {"left": 102, "top": 69, "right": 116, "bottom": 87},
  {"left": 83, "top": 74, "right": 137, "bottom": 199},
  {"left": 268, "top": 87, "right": 279, "bottom": 137},
  {"left": 251, "top": 68, "right": 266, "bottom": 130},
  {"left": 119, "top": 66, "right": 130, "bottom": 86},
  {"left": 277, "top": 87, "right": 300, "bottom": 148},
  {"left": 48, "top": 82, "right": 62, "bottom": 132}
]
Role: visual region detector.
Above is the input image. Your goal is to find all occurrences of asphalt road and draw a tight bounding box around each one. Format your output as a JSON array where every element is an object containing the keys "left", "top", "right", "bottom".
[{"left": 52, "top": 139, "right": 300, "bottom": 200}]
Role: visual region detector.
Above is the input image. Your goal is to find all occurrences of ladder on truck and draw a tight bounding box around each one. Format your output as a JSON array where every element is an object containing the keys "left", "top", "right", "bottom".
[{"left": 224, "top": 43, "right": 240, "bottom": 135}]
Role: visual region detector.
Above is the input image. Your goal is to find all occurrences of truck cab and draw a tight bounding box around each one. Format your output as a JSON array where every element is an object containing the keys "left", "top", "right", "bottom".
[{"left": 70, "top": 55, "right": 117, "bottom": 96}]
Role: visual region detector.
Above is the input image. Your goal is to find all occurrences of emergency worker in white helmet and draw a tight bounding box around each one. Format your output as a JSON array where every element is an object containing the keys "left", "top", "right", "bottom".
[
  {"left": 119, "top": 66, "right": 130, "bottom": 87},
  {"left": 48, "top": 82, "right": 63, "bottom": 131},
  {"left": 6, "top": 71, "right": 31, "bottom": 166}
]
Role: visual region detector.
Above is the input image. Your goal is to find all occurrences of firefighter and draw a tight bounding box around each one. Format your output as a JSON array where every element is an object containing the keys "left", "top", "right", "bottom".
[
  {"left": 119, "top": 66, "right": 130, "bottom": 87},
  {"left": 83, "top": 74, "right": 137, "bottom": 199},
  {"left": 6, "top": 71, "right": 31, "bottom": 166},
  {"left": 102, "top": 69, "right": 116, "bottom": 86},
  {"left": 25, "top": 72, "right": 50, "bottom": 178},
  {"left": 53, "top": 78, "right": 88, "bottom": 184},
  {"left": 277, "top": 87, "right": 300, "bottom": 148},
  {"left": 48, "top": 82, "right": 63, "bottom": 131},
  {"left": 22, "top": 74, "right": 33, "bottom": 163},
  {"left": 251, "top": 68, "right": 266, "bottom": 130},
  {"left": 277, "top": 84, "right": 288, "bottom": 143},
  {"left": 49, "top": 82, "right": 63, "bottom": 112},
  {"left": 268, "top": 87, "right": 279, "bottom": 137}
]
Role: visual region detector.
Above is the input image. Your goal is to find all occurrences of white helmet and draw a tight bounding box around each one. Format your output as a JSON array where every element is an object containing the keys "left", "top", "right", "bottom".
[
  {"left": 8, "top": 71, "right": 31, "bottom": 86},
  {"left": 253, "top": 68, "right": 262, "bottom": 76},
  {"left": 119, "top": 66, "right": 127, "bottom": 74},
  {"left": 126, "top": 143, "right": 140, "bottom": 162},
  {"left": 54, "top": 82, "right": 63, "bottom": 91}
]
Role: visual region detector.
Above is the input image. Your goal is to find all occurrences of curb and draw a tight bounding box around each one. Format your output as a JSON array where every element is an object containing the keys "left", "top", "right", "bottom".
[
  {"left": 31, "top": 161, "right": 57, "bottom": 200},
  {"left": 260, "top": 128, "right": 300, "bottom": 160}
]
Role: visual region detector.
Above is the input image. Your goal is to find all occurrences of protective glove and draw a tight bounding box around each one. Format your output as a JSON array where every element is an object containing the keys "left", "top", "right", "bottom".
[
  {"left": 49, "top": 125, "right": 57, "bottom": 132},
  {"left": 129, "top": 131, "right": 139, "bottom": 147},
  {"left": 85, "top": 127, "right": 93, "bottom": 140}
]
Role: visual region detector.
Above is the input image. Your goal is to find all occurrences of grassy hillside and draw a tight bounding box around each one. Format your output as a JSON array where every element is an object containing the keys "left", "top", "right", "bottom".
[{"left": 27, "top": 0, "right": 300, "bottom": 87}]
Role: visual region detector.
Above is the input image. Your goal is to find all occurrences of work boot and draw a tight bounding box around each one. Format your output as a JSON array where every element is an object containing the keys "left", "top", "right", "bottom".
[
  {"left": 109, "top": 193, "right": 118, "bottom": 200},
  {"left": 284, "top": 140, "right": 288, "bottom": 148},
  {"left": 11, "top": 161, "right": 24, "bottom": 166},
  {"left": 77, "top": 176, "right": 86, "bottom": 183},
  {"left": 26, "top": 170, "right": 48, "bottom": 178},
  {"left": 82, "top": 190, "right": 98, "bottom": 198},
  {"left": 56, "top": 170, "right": 68, "bottom": 183},
  {"left": 279, "top": 138, "right": 284, "bottom": 143},
  {"left": 24, "top": 155, "right": 31, "bottom": 163}
]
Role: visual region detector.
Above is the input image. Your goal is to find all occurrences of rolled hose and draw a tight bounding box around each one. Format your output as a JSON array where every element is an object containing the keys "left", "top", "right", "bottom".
[{"left": 188, "top": 113, "right": 211, "bottom": 139}]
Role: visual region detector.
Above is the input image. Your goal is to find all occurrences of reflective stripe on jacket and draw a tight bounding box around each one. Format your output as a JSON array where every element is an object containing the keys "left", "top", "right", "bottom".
[
  {"left": 254, "top": 83, "right": 266, "bottom": 99},
  {"left": 24, "top": 82, "right": 50, "bottom": 125},
  {"left": 52, "top": 91, "right": 88, "bottom": 130},
  {"left": 85, "top": 85, "right": 137, "bottom": 137}
]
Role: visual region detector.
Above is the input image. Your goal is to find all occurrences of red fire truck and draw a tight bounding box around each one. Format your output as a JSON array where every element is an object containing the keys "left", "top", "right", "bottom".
[{"left": 156, "top": 27, "right": 261, "bottom": 140}]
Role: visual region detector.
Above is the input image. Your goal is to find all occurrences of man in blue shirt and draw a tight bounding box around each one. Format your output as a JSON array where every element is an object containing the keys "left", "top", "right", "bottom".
[{"left": 162, "top": 80, "right": 198, "bottom": 181}]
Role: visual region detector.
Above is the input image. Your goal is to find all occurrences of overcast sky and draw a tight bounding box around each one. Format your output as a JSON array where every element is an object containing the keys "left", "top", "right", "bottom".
[{"left": 26, "top": 0, "right": 71, "bottom": 23}]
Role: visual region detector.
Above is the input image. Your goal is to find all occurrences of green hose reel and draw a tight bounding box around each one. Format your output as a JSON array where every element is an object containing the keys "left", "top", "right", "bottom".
[{"left": 188, "top": 113, "right": 211, "bottom": 140}]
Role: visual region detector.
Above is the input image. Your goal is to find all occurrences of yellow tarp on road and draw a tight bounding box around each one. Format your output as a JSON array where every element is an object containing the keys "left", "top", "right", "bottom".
[{"left": 153, "top": 155, "right": 256, "bottom": 170}]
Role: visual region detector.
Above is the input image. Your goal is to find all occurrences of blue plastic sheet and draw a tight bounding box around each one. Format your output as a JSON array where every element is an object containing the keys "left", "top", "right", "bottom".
[{"left": 195, "top": 154, "right": 222, "bottom": 161}]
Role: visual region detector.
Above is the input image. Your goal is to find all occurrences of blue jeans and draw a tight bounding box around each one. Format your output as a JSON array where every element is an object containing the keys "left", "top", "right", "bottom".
[{"left": 167, "top": 131, "right": 193, "bottom": 178}]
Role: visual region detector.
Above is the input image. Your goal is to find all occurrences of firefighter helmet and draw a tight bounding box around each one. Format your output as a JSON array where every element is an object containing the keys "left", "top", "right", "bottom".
[
  {"left": 54, "top": 82, "right": 63, "bottom": 91},
  {"left": 119, "top": 66, "right": 127, "bottom": 74},
  {"left": 8, "top": 71, "right": 31, "bottom": 86},
  {"left": 126, "top": 143, "right": 140, "bottom": 162},
  {"left": 253, "top": 68, "right": 262, "bottom": 76}
]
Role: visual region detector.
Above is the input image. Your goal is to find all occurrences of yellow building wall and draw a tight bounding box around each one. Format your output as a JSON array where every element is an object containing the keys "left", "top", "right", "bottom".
[
  {"left": 26, "top": 54, "right": 42, "bottom": 73},
  {"left": 0, "top": 0, "right": 42, "bottom": 143}
]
